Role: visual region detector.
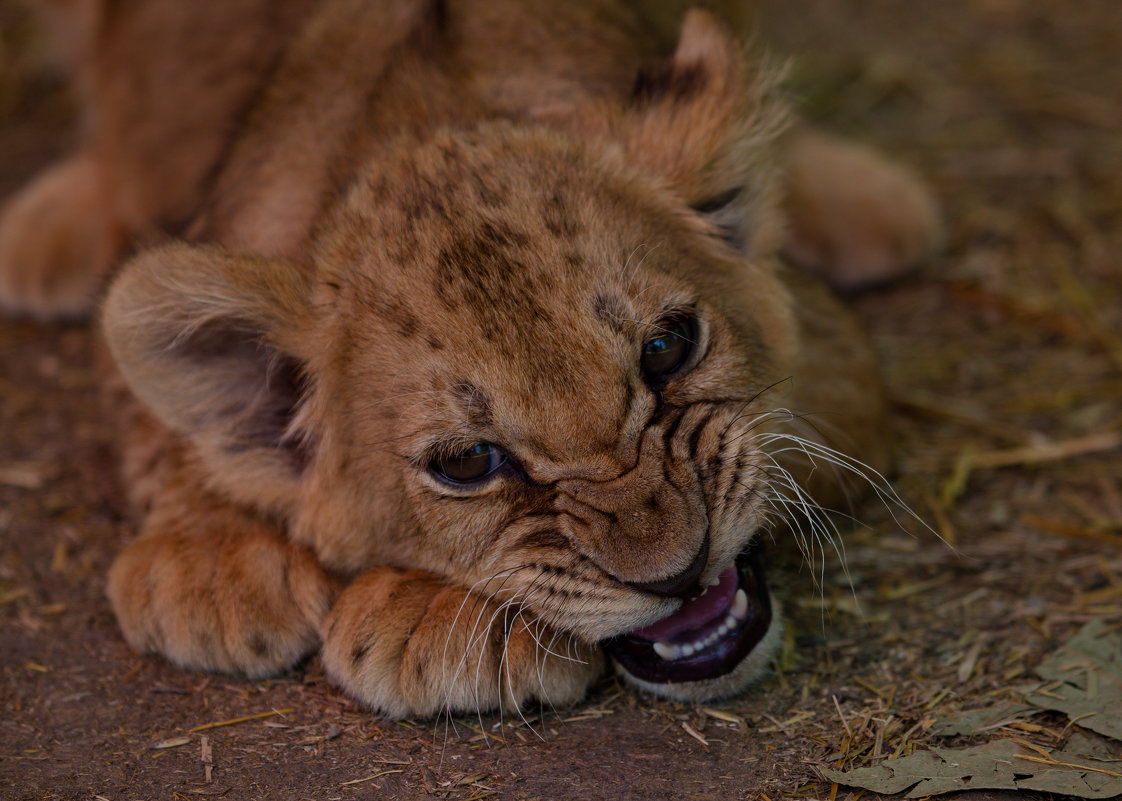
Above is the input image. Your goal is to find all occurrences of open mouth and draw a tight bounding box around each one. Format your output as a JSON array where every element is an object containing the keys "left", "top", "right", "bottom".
[{"left": 604, "top": 549, "right": 772, "bottom": 683}]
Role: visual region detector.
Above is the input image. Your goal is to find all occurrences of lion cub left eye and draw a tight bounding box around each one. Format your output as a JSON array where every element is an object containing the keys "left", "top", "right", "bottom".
[
  {"left": 640, "top": 317, "right": 696, "bottom": 384},
  {"left": 430, "top": 443, "right": 507, "bottom": 485}
]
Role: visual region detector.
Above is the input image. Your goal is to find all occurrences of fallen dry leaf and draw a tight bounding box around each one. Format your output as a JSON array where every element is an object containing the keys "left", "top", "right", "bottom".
[
  {"left": 1024, "top": 619, "right": 1122, "bottom": 740},
  {"left": 820, "top": 738, "right": 1122, "bottom": 799}
]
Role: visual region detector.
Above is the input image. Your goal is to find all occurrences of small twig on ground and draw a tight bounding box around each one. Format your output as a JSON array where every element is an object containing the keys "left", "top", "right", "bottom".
[
  {"left": 831, "top": 695, "right": 853, "bottom": 741},
  {"left": 970, "top": 431, "right": 1121, "bottom": 470},
  {"left": 200, "top": 735, "right": 213, "bottom": 784},
  {"left": 1022, "top": 515, "right": 1122, "bottom": 548},
  {"left": 188, "top": 708, "right": 294, "bottom": 733},
  {"left": 339, "top": 769, "right": 404, "bottom": 786},
  {"left": 682, "top": 721, "right": 709, "bottom": 747}
]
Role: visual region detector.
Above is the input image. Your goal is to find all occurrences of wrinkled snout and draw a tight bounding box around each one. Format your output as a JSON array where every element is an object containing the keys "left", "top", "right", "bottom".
[{"left": 554, "top": 422, "right": 709, "bottom": 592}]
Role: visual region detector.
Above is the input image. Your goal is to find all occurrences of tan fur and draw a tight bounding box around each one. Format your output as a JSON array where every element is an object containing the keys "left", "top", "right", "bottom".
[
  {"left": 0, "top": 0, "right": 939, "bottom": 717},
  {"left": 782, "top": 129, "right": 943, "bottom": 290},
  {"left": 0, "top": 152, "right": 122, "bottom": 319}
]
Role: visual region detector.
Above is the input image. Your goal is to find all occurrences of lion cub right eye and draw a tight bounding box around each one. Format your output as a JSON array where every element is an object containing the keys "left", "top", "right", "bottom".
[
  {"left": 429, "top": 443, "right": 507, "bottom": 485},
  {"left": 640, "top": 316, "right": 696, "bottom": 386}
]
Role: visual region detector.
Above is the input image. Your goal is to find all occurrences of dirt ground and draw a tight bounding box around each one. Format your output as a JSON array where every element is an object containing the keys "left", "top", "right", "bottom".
[{"left": 2, "top": 2, "right": 1120, "bottom": 800}]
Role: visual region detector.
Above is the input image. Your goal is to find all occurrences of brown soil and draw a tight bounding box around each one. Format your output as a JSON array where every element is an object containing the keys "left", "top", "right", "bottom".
[{"left": 2, "top": 2, "right": 1120, "bottom": 800}]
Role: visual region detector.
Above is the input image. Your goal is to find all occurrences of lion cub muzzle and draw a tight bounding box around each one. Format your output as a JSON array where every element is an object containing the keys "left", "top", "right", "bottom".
[
  {"left": 553, "top": 419, "right": 709, "bottom": 591},
  {"left": 551, "top": 412, "right": 776, "bottom": 689}
]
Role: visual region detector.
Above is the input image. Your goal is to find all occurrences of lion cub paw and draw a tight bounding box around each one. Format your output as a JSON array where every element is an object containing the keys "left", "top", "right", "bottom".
[
  {"left": 0, "top": 153, "right": 122, "bottom": 320},
  {"left": 783, "top": 130, "right": 942, "bottom": 290},
  {"left": 107, "top": 524, "right": 336, "bottom": 677},
  {"left": 322, "top": 568, "right": 605, "bottom": 718}
]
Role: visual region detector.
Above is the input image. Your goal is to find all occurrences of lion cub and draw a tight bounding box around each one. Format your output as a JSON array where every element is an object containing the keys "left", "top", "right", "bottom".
[{"left": 0, "top": 0, "right": 937, "bottom": 718}]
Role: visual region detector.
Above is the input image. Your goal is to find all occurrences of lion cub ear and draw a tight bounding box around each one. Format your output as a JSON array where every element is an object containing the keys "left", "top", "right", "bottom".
[
  {"left": 614, "top": 10, "right": 786, "bottom": 251},
  {"left": 102, "top": 243, "right": 315, "bottom": 512}
]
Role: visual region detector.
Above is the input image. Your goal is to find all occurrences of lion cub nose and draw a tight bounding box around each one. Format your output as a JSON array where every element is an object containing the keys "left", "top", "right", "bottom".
[{"left": 625, "top": 536, "right": 709, "bottom": 598}]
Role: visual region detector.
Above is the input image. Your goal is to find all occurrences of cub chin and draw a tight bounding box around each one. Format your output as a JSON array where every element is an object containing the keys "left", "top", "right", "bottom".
[{"left": 0, "top": 3, "right": 938, "bottom": 719}]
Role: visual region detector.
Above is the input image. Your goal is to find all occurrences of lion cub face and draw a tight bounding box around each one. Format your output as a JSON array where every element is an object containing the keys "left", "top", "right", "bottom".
[
  {"left": 300, "top": 123, "right": 798, "bottom": 690},
  {"left": 105, "top": 16, "right": 798, "bottom": 691}
]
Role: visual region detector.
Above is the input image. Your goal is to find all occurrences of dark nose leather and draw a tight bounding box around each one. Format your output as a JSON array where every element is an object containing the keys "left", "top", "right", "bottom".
[{"left": 626, "top": 536, "right": 709, "bottom": 598}]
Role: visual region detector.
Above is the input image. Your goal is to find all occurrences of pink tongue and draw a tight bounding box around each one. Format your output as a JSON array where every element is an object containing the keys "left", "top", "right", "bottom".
[{"left": 628, "top": 567, "right": 738, "bottom": 642}]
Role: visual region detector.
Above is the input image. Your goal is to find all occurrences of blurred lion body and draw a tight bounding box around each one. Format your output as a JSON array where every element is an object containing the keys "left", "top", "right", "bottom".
[{"left": 0, "top": 0, "right": 938, "bottom": 717}]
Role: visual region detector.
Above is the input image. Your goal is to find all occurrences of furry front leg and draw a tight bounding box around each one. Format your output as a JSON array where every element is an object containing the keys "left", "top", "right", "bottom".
[
  {"left": 322, "top": 568, "right": 605, "bottom": 719},
  {"left": 782, "top": 129, "right": 941, "bottom": 290},
  {"left": 107, "top": 504, "right": 337, "bottom": 678},
  {"left": 0, "top": 152, "right": 122, "bottom": 319}
]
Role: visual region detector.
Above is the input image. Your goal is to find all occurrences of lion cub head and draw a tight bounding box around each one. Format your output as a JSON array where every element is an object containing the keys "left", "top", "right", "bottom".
[{"left": 104, "top": 13, "right": 799, "bottom": 699}]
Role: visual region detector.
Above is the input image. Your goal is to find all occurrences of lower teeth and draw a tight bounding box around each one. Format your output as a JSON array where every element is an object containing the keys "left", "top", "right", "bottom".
[{"left": 651, "top": 589, "right": 749, "bottom": 661}]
